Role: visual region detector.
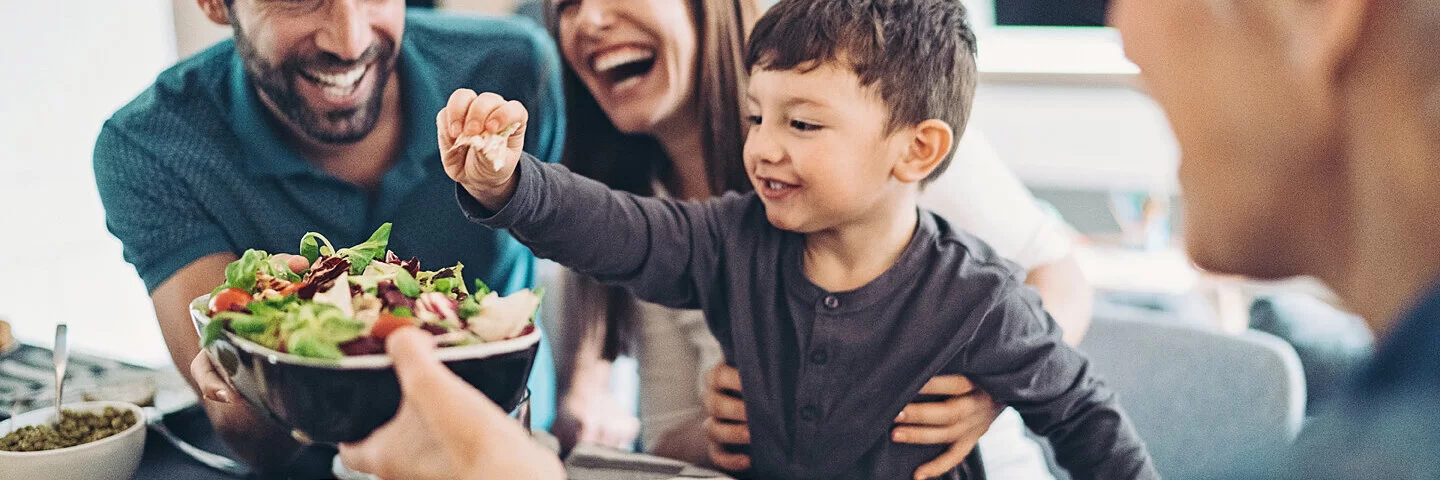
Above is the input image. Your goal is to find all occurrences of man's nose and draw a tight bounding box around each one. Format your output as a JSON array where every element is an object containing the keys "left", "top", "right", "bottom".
[{"left": 316, "top": 0, "right": 374, "bottom": 61}]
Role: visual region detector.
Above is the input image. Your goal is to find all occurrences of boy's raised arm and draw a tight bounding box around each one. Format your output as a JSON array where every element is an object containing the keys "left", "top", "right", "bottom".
[
  {"left": 440, "top": 90, "right": 728, "bottom": 310},
  {"left": 958, "top": 286, "right": 1159, "bottom": 480}
]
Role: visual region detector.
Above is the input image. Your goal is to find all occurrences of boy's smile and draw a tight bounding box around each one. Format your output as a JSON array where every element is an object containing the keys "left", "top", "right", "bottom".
[{"left": 743, "top": 63, "right": 912, "bottom": 234}]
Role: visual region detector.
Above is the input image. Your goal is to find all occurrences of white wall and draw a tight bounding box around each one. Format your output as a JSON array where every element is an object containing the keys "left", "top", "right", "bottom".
[{"left": 0, "top": 0, "right": 178, "bottom": 367}]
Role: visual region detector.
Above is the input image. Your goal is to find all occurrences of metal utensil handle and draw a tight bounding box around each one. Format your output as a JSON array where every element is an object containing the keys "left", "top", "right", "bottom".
[
  {"left": 146, "top": 408, "right": 252, "bottom": 477},
  {"left": 52, "top": 324, "right": 68, "bottom": 421}
]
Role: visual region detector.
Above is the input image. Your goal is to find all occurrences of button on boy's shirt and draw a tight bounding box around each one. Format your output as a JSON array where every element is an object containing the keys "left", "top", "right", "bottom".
[{"left": 463, "top": 156, "right": 1158, "bottom": 479}]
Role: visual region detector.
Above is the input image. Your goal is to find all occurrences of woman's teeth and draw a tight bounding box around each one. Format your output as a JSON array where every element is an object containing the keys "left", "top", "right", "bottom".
[
  {"left": 766, "top": 180, "right": 795, "bottom": 191},
  {"left": 593, "top": 48, "right": 656, "bottom": 74}
]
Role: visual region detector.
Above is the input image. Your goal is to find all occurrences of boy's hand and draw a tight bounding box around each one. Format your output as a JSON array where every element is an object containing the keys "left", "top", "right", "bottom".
[{"left": 437, "top": 89, "right": 529, "bottom": 211}]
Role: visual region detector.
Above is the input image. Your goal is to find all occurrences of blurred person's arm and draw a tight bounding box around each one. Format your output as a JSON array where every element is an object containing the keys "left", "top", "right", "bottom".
[
  {"left": 549, "top": 271, "right": 640, "bottom": 452},
  {"left": 1026, "top": 253, "right": 1092, "bottom": 345},
  {"left": 920, "top": 127, "right": 1092, "bottom": 344}
]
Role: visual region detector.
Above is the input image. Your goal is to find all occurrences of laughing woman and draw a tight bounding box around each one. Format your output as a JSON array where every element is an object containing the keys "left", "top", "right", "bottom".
[{"left": 536, "top": 0, "right": 1094, "bottom": 478}]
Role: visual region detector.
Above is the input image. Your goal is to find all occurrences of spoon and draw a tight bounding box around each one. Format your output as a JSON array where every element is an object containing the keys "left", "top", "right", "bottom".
[{"left": 52, "top": 323, "right": 68, "bottom": 423}]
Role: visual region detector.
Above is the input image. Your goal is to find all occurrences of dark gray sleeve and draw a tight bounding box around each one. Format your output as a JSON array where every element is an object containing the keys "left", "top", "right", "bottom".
[
  {"left": 457, "top": 154, "right": 728, "bottom": 311},
  {"left": 959, "top": 284, "right": 1159, "bottom": 480}
]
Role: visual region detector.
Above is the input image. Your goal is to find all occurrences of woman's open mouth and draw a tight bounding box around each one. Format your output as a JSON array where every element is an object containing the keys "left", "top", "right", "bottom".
[{"left": 590, "top": 46, "right": 657, "bottom": 95}]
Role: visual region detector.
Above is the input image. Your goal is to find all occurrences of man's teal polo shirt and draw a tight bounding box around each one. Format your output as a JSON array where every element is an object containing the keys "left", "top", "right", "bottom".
[{"left": 94, "top": 10, "right": 564, "bottom": 425}]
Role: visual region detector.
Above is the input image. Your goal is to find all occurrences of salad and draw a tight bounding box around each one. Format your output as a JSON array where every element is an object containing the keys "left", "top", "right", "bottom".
[{"left": 199, "top": 223, "right": 541, "bottom": 359}]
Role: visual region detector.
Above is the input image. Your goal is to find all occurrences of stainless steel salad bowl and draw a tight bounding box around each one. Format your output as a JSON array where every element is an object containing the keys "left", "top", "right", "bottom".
[{"left": 189, "top": 295, "right": 539, "bottom": 444}]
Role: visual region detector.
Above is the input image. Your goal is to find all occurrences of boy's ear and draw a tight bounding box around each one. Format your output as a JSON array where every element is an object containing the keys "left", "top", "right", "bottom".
[
  {"left": 893, "top": 119, "right": 954, "bottom": 183},
  {"left": 197, "top": 0, "right": 233, "bottom": 26}
]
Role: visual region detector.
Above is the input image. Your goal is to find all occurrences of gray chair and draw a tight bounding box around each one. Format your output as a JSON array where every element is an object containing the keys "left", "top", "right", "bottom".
[{"left": 1070, "top": 316, "right": 1307, "bottom": 479}]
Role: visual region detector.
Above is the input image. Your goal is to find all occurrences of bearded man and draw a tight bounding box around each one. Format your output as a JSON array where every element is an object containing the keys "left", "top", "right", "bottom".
[{"left": 93, "top": 1, "right": 563, "bottom": 473}]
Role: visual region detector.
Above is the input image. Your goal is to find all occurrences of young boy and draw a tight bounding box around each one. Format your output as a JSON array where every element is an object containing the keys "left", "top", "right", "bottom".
[{"left": 439, "top": 1, "right": 1156, "bottom": 478}]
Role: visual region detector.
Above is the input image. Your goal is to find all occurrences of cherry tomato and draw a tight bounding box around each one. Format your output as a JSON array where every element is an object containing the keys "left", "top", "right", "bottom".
[
  {"left": 369, "top": 312, "right": 415, "bottom": 339},
  {"left": 209, "top": 288, "right": 253, "bottom": 315}
]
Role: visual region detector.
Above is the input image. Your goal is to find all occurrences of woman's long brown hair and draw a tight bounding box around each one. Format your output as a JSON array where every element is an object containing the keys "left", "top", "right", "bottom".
[{"left": 544, "top": 0, "right": 759, "bottom": 359}]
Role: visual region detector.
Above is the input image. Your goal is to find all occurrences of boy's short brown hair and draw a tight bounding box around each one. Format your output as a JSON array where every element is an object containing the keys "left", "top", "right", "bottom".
[{"left": 746, "top": 0, "right": 978, "bottom": 183}]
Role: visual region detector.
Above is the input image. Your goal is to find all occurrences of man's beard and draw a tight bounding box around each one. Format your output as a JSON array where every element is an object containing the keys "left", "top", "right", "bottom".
[{"left": 233, "top": 24, "right": 398, "bottom": 145}]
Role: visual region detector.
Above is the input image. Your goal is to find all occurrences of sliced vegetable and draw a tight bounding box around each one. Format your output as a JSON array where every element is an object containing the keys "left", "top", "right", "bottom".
[
  {"left": 335, "top": 223, "right": 392, "bottom": 274},
  {"left": 209, "top": 288, "right": 253, "bottom": 315},
  {"left": 369, "top": 312, "right": 415, "bottom": 339}
]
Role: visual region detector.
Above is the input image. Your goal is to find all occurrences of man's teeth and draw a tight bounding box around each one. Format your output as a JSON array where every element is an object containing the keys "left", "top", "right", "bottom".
[
  {"left": 593, "top": 48, "right": 655, "bottom": 73},
  {"left": 307, "top": 66, "right": 367, "bottom": 88}
]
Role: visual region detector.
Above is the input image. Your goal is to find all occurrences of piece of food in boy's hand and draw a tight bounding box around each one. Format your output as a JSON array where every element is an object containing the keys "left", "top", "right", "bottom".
[
  {"left": 197, "top": 223, "right": 543, "bottom": 359},
  {"left": 452, "top": 122, "right": 521, "bottom": 172}
]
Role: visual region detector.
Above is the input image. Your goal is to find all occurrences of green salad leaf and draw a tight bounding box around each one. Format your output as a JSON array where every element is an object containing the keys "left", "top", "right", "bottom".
[
  {"left": 336, "top": 223, "right": 392, "bottom": 275},
  {"left": 458, "top": 295, "right": 481, "bottom": 319},
  {"left": 201, "top": 314, "right": 228, "bottom": 347},
  {"left": 279, "top": 303, "right": 365, "bottom": 360},
  {"left": 395, "top": 269, "right": 421, "bottom": 297},
  {"left": 220, "top": 249, "right": 270, "bottom": 293},
  {"left": 299, "top": 232, "right": 336, "bottom": 265}
]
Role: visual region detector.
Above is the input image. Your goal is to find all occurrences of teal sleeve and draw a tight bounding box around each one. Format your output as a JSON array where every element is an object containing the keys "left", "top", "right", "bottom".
[
  {"left": 515, "top": 17, "right": 566, "bottom": 166},
  {"left": 93, "top": 121, "right": 233, "bottom": 292}
]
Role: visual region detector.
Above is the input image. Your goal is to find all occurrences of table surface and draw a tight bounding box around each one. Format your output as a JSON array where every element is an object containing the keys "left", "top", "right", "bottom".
[{"left": 136, "top": 406, "right": 731, "bottom": 480}]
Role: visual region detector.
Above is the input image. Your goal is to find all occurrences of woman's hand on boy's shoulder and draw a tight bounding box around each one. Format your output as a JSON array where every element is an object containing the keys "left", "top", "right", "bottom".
[{"left": 437, "top": 88, "right": 529, "bottom": 211}]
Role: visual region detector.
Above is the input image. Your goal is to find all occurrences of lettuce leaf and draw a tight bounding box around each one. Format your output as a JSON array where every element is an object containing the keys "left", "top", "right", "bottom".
[
  {"left": 336, "top": 223, "right": 392, "bottom": 275},
  {"left": 394, "top": 269, "right": 421, "bottom": 297},
  {"left": 279, "top": 303, "right": 365, "bottom": 360},
  {"left": 200, "top": 314, "right": 228, "bottom": 347},
  {"left": 218, "top": 249, "right": 269, "bottom": 294},
  {"left": 299, "top": 232, "right": 335, "bottom": 265}
]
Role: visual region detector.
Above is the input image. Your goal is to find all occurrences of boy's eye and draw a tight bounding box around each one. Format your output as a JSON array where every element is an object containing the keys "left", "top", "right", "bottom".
[
  {"left": 746, "top": 115, "right": 763, "bottom": 126},
  {"left": 555, "top": 0, "right": 578, "bottom": 13},
  {"left": 789, "top": 120, "right": 822, "bottom": 132}
]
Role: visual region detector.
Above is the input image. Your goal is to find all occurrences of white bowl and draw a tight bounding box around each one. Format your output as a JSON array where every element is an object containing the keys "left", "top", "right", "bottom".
[{"left": 0, "top": 401, "right": 147, "bottom": 480}]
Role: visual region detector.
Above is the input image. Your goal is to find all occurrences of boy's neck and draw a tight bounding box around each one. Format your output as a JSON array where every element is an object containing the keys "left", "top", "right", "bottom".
[{"left": 803, "top": 195, "right": 920, "bottom": 293}]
